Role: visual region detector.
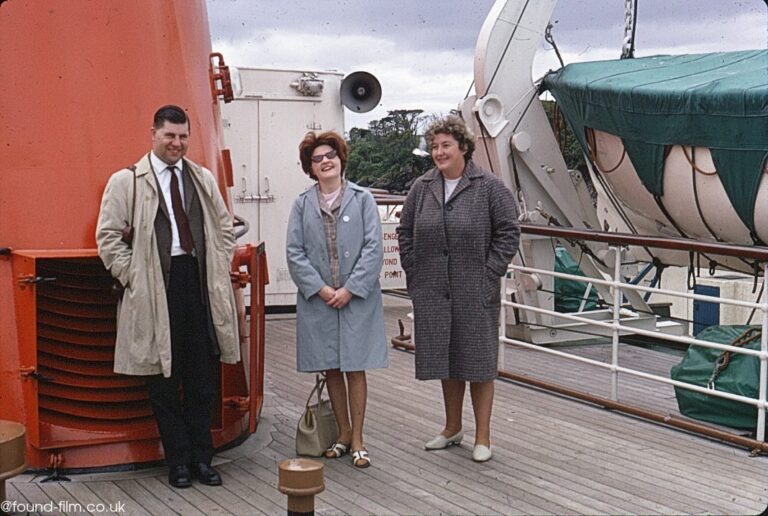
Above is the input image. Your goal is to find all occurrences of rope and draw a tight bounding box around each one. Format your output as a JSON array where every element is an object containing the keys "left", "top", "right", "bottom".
[
  {"left": 687, "top": 146, "right": 757, "bottom": 270},
  {"left": 586, "top": 128, "right": 626, "bottom": 174},
  {"left": 581, "top": 130, "right": 649, "bottom": 256},
  {"left": 707, "top": 328, "right": 762, "bottom": 389},
  {"left": 681, "top": 145, "right": 717, "bottom": 175},
  {"left": 690, "top": 147, "right": 724, "bottom": 242}
]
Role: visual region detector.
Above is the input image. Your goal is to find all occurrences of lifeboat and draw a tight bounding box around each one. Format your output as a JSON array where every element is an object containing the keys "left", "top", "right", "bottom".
[
  {"left": 0, "top": 1, "right": 265, "bottom": 470},
  {"left": 543, "top": 50, "right": 768, "bottom": 269}
]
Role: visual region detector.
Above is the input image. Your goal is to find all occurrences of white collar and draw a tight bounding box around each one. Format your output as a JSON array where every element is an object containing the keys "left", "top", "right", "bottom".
[{"left": 150, "top": 152, "right": 182, "bottom": 175}]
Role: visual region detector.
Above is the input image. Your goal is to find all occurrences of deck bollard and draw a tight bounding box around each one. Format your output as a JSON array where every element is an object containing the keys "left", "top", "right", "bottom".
[
  {"left": 0, "top": 421, "right": 26, "bottom": 501},
  {"left": 277, "top": 458, "right": 324, "bottom": 515}
]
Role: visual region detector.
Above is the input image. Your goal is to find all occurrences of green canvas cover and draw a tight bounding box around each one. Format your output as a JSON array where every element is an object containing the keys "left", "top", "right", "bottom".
[
  {"left": 670, "top": 325, "right": 763, "bottom": 430},
  {"left": 543, "top": 50, "right": 768, "bottom": 233},
  {"left": 554, "top": 247, "right": 598, "bottom": 312}
]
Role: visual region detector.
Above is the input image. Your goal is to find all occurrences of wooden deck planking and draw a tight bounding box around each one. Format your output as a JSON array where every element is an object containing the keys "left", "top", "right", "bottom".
[
  {"left": 267, "top": 352, "right": 639, "bottom": 514},
  {"left": 264, "top": 304, "right": 760, "bottom": 512},
  {"left": 4, "top": 294, "right": 768, "bottom": 515},
  {"left": 59, "top": 482, "right": 119, "bottom": 515},
  {"left": 133, "top": 477, "right": 209, "bottom": 515},
  {"left": 11, "top": 480, "right": 81, "bottom": 516},
  {"left": 110, "top": 479, "right": 175, "bottom": 516},
  {"left": 85, "top": 482, "right": 153, "bottom": 516},
  {"left": 268, "top": 302, "right": 760, "bottom": 512}
]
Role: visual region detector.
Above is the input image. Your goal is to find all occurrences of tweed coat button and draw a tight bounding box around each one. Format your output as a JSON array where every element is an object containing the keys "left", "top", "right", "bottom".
[
  {"left": 446, "top": 205, "right": 453, "bottom": 211},
  {"left": 443, "top": 249, "right": 448, "bottom": 256},
  {"left": 344, "top": 251, "right": 350, "bottom": 258},
  {"left": 445, "top": 293, "right": 450, "bottom": 300}
]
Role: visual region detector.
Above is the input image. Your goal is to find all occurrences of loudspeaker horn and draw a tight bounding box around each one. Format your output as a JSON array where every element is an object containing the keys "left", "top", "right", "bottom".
[{"left": 340, "top": 71, "right": 382, "bottom": 113}]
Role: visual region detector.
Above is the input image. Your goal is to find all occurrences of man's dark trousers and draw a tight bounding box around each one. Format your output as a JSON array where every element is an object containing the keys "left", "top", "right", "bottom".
[{"left": 145, "top": 254, "right": 216, "bottom": 468}]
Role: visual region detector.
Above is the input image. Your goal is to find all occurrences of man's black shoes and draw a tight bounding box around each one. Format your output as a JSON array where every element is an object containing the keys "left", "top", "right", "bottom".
[
  {"left": 168, "top": 465, "right": 192, "bottom": 488},
  {"left": 191, "top": 462, "right": 223, "bottom": 486},
  {"left": 168, "top": 463, "right": 222, "bottom": 487}
]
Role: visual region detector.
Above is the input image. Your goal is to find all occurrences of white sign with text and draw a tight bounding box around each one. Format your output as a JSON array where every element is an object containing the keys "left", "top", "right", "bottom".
[{"left": 380, "top": 222, "right": 406, "bottom": 289}]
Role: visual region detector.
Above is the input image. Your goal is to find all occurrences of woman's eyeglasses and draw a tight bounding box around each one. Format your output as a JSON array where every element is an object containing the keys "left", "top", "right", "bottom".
[{"left": 311, "top": 149, "right": 338, "bottom": 163}]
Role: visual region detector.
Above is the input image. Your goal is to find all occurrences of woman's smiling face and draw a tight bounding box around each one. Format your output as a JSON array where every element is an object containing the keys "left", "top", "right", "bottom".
[
  {"left": 311, "top": 144, "right": 342, "bottom": 184},
  {"left": 430, "top": 133, "right": 466, "bottom": 178}
]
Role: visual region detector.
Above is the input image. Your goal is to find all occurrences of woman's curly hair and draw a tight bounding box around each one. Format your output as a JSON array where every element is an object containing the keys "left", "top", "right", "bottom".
[
  {"left": 298, "top": 131, "right": 348, "bottom": 180},
  {"left": 425, "top": 115, "right": 476, "bottom": 161}
]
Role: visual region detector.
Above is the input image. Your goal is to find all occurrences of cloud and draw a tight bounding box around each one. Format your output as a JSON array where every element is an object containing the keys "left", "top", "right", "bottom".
[
  {"left": 532, "top": 11, "right": 766, "bottom": 78},
  {"left": 206, "top": 0, "right": 495, "bottom": 52},
  {"left": 209, "top": 1, "right": 767, "bottom": 130}
]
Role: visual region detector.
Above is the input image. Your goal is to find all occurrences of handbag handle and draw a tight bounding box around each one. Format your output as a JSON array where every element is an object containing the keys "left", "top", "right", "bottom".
[{"left": 304, "top": 373, "right": 327, "bottom": 408}]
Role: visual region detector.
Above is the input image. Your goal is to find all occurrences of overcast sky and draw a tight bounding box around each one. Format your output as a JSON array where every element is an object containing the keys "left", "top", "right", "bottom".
[{"left": 207, "top": 0, "right": 767, "bottom": 129}]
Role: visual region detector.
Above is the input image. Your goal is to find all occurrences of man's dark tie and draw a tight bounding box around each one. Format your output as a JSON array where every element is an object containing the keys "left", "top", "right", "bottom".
[{"left": 169, "top": 166, "right": 194, "bottom": 254}]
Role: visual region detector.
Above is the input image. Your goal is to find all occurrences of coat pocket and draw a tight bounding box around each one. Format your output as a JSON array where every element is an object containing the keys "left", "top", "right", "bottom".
[
  {"left": 405, "top": 269, "right": 422, "bottom": 300},
  {"left": 481, "top": 267, "right": 502, "bottom": 308}
]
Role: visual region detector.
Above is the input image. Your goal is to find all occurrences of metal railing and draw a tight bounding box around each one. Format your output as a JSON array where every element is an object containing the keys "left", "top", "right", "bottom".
[{"left": 501, "top": 224, "right": 768, "bottom": 448}]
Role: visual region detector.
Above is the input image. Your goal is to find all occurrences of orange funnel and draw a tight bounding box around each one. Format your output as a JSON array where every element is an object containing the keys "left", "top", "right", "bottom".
[{"left": 0, "top": 0, "right": 263, "bottom": 470}]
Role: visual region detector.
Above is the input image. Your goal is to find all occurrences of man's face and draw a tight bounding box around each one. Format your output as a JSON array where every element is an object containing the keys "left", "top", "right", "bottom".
[{"left": 151, "top": 121, "right": 189, "bottom": 165}]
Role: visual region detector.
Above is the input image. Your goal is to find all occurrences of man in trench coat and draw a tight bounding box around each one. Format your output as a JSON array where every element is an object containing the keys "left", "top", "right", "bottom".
[{"left": 96, "top": 105, "right": 240, "bottom": 488}]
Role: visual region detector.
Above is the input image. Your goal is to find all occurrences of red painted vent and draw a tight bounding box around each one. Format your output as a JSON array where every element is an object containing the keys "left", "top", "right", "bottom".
[{"left": 34, "top": 258, "right": 156, "bottom": 447}]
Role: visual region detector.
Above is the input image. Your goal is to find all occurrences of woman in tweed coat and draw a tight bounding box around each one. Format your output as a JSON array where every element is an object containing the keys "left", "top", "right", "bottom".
[
  {"left": 397, "top": 115, "right": 520, "bottom": 462},
  {"left": 287, "top": 131, "right": 388, "bottom": 469}
]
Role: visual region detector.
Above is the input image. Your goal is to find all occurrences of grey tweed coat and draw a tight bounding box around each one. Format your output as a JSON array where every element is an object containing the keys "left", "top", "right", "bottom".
[{"left": 397, "top": 160, "right": 520, "bottom": 381}]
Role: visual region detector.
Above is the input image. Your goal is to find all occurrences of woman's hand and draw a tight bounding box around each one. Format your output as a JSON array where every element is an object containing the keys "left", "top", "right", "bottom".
[
  {"left": 318, "top": 285, "right": 336, "bottom": 302},
  {"left": 327, "top": 287, "right": 353, "bottom": 309}
]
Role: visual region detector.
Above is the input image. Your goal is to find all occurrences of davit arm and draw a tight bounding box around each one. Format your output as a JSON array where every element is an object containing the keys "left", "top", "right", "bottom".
[{"left": 460, "top": 0, "right": 652, "bottom": 340}]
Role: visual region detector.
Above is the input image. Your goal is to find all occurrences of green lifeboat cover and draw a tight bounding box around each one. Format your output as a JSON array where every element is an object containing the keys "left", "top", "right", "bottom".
[
  {"left": 554, "top": 247, "right": 598, "bottom": 312},
  {"left": 670, "top": 325, "right": 762, "bottom": 431},
  {"left": 542, "top": 50, "right": 768, "bottom": 233}
]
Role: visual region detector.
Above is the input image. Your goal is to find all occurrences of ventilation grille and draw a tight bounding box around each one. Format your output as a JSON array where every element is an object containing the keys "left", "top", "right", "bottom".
[{"left": 35, "top": 258, "right": 155, "bottom": 442}]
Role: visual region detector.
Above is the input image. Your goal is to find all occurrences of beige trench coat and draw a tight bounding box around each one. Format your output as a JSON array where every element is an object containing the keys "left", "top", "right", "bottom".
[{"left": 96, "top": 154, "right": 240, "bottom": 377}]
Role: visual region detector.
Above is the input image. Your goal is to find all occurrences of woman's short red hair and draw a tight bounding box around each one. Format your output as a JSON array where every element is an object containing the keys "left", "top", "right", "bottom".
[{"left": 298, "top": 131, "right": 348, "bottom": 180}]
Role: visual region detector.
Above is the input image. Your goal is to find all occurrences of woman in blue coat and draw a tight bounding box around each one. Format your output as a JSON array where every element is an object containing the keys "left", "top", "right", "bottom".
[{"left": 286, "top": 131, "right": 388, "bottom": 468}]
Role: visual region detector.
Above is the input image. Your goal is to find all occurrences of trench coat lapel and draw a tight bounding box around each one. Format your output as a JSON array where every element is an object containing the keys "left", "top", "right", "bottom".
[
  {"left": 134, "top": 155, "right": 165, "bottom": 219},
  {"left": 141, "top": 154, "right": 168, "bottom": 220}
]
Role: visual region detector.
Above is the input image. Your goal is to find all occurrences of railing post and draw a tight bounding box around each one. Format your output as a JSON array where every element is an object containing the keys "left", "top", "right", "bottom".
[
  {"left": 758, "top": 262, "right": 768, "bottom": 442},
  {"left": 611, "top": 245, "right": 622, "bottom": 401},
  {"left": 499, "top": 273, "right": 507, "bottom": 369}
]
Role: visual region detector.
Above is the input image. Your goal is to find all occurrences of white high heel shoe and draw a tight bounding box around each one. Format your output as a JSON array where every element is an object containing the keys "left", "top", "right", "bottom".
[
  {"left": 424, "top": 430, "right": 464, "bottom": 450},
  {"left": 472, "top": 444, "right": 492, "bottom": 462}
]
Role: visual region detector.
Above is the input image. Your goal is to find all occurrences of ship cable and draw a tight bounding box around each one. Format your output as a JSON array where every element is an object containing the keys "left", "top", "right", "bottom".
[
  {"left": 688, "top": 145, "right": 758, "bottom": 274},
  {"left": 620, "top": 0, "right": 639, "bottom": 59},
  {"left": 544, "top": 22, "right": 565, "bottom": 69},
  {"left": 484, "top": 0, "right": 533, "bottom": 96}
]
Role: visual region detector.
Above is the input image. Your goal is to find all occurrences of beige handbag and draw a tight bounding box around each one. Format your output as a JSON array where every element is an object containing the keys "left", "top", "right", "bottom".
[{"left": 295, "top": 374, "right": 338, "bottom": 457}]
